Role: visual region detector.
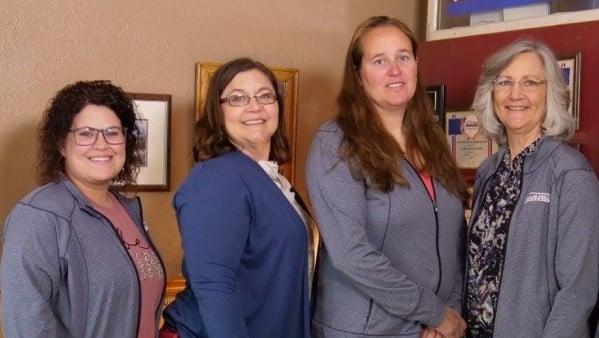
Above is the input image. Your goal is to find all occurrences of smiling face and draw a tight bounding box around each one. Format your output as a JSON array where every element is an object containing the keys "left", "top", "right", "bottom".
[
  {"left": 493, "top": 52, "right": 547, "bottom": 141},
  {"left": 61, "top": 104, "right": 126, "bottom": 191},
  {"left": 358, "top": 25, "right": 417, "bottom": 117},
  {"left": 221, "top": 69, "right": 279, "bottom": 161}
]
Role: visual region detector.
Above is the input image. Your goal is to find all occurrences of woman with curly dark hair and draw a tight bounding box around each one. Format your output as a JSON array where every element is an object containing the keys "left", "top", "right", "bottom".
[{"left": 1, "top": 80, "right": 166, "bottom": 338}]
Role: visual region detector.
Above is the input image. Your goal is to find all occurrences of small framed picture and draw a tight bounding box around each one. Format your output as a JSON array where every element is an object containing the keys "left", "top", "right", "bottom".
[
  {"left": 557, "top": 53, "right": 581, "bottom": 129},
  {"left": 127, "top": 93, "right": 171, "bottom": 191},
  {"left": 446, "top": 110, "right": 498, "bottom": 169},
  {"left": 425, "top": 84, "right": 446, "bottom": 129}
]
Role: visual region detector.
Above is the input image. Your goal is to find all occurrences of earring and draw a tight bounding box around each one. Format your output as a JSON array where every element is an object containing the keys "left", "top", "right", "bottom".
[{"left": 216, "top": 131, "right": 224, "bottom": 145}]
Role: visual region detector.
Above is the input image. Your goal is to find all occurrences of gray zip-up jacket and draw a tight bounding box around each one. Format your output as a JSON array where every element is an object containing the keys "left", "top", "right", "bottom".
[
  {"left": 307, "top": 122, "right": 465, "bottom": 337},
  {"left": 1, "top": 179, "right": 166, "bottom": 338},
  {"left": 469, "top": 136, "right": 599, "bottom": 337}
]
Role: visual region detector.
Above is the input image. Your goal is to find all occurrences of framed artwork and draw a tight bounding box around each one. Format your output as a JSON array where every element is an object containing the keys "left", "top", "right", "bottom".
[
  {"left": 426, "top": 0, "right": 599, "bottom": 41},
  {"left": 128, "top": 93, "right": 171, "bottom": 191},
  {"left": 195, "top": 62, "right": 299, "bottom": 183},
  {"left": 425, "top": 84, "right": 446, "bottom": 129},
  {"left": 557, "top": 52, "right": 581, "bottom": 129},
  {"left": 446, "top": 110, "right": 498, "bottom": 169}
]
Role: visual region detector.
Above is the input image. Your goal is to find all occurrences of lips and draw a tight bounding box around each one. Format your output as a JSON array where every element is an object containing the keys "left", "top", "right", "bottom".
[
  {"left": 88, "top": 156, "right": 112, "bottom": 163},
  {"left": 386, "top": 82, "right": 405, "bottom": 88},
  {"left": 242, "top": 118, "right": 267, "bottom": 125},
  {"left": 505, "top": 105, "right": 529, "bottom": 111}
]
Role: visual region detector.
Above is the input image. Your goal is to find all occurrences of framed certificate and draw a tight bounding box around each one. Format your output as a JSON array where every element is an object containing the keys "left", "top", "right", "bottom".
[
  {"left": 557, "top": 53, "right": 581, "bottom": 130},
  {"left": 446, "top": 110, "right": 498, "bottom": 169}
]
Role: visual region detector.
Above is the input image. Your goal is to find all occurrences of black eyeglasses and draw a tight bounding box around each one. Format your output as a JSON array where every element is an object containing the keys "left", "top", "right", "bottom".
[
  {"left": 220, "top": 92, "right": 277, "bottom": 107},
  {"left": 69, "top": 127, "right": 127, "bottom": 146}
]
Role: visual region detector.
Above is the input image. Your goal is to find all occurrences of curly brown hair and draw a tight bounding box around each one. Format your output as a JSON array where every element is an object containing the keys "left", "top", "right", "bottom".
[
  {"left": 193, "top": 58, "right": 290, "bottom": 163},
  {"left": 337, "top": 16, "right": 468, "bottom": 202},
  {"left": 38, "top": 80, "right": 140, "bottom": 190}
]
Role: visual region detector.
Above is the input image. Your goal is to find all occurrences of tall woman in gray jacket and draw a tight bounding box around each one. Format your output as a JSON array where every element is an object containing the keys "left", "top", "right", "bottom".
[
  {"left": 307, "top": 16, "right": 468, "bottom": 338},
  {"left": 1, "top": 80, "right": 166, "bottom": 337},
  {"left": 464, "top": 39, "right": 599, "bottom": 337}
]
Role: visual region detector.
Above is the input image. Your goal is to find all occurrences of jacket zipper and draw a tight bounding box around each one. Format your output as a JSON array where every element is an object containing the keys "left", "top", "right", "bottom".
[
  {"left": 490, "top": 165, "right": 525, "bottom": 334},
  {"left": 406, "top": 162, "right": 442, "bottom": 294},
  {"left": 94, "top": 212, "right": 143, "bottom": 338},
  {"left": 462, "top": 171, "right": 494, "bottom": 315},
  {"left": 432, "top": 198, "right": 442, "bottom": 293}
]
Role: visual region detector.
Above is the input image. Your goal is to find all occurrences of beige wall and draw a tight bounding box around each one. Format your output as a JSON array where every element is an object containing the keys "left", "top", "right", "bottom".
[{"left": 0, "top": 0, "right": 423, "bottom": 278}]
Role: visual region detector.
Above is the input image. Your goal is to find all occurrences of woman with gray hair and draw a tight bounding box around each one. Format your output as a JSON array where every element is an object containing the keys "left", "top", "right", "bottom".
[{"left": 464, "top": 39, "right": 599, "bottom": 337}]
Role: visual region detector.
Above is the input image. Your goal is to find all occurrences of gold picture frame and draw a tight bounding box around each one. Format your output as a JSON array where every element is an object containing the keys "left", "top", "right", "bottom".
[{"left": 194, "top": 62, "right": 299, "bottom": 183}]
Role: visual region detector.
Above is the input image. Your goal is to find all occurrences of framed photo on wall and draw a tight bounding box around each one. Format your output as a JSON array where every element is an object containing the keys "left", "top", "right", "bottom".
[
  {"left": 557, "top": 52, "right": 581, "bottom": 129},
  {"left": 195, "top": 62, "right": 299, "bottom": 183},
  {"left": 425, "top": 84, "right": 446, "bottom": 129},
  {"left": 446, "top": 110, "right": 498, "bottom": 169},
  {"left": 128, "top": 93, "right": 171, "bottom": 191}
]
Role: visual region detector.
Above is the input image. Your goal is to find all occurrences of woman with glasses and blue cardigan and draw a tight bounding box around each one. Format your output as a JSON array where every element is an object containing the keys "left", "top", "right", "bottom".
[{"left": 161, "top": 58, "right": 314, "bottom": 338}]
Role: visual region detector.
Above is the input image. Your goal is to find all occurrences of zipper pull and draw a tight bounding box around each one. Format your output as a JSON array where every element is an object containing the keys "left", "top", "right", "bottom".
[{"left": 432, "top": 200, "right": 438, "bottom": 213}]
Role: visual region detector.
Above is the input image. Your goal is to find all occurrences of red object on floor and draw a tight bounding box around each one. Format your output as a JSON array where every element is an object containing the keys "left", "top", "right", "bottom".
[{"left": 158, "top": 326, "right": 179, "bottom": 338}]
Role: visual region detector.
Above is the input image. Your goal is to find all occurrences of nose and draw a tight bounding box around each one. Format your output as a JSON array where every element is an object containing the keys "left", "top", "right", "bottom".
[
  {"left": 93, "top": 131, "right": 110, "bottom": 148},
  {"left": 387, "top": 61, "right": 402, "bottom": 75},
  {"left": 507, "top": 84, "right": 523, "bottom": 99},
  {"left": 246, "top": 96, "right": 263, "bottom": 112}
]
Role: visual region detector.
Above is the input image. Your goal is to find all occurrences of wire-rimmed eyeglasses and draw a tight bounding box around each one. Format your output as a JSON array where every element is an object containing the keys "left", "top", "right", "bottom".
[
  {"left": 493, "top": 76, "right": 547, "bottom": 93},
  {"left": 69, "top": 126, "right": 127, "bottom": 146},
  {"left": 220, "top": 92, "right": 277, "bottom": 107}
]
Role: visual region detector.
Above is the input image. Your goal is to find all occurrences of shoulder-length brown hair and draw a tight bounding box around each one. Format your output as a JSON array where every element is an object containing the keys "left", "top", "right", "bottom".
[
  {"left": 193, "top": 58, "right": 290, "bottom": 163},
  {"left": 38, "top": 80, "right": 140, "bottom": 190},
  {"left": 337, "top": 16, "right": 467, "bottom": 202}
]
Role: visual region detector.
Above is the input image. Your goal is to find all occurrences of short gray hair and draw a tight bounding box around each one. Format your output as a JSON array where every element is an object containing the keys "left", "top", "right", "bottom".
[{"left": 472, "top": 39, "right": 574, "bottom": 145}]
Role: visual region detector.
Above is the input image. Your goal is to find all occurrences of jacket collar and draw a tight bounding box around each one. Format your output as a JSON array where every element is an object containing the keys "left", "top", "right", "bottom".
[
  {"left": 487, "top": 136, "right": 561, "bottom": 175},
  {"left": 229, "top": 150, "right": 309, "bottom": 238},
  {"left": 58, "top": 178, "right": 140, "bottom": 222}
]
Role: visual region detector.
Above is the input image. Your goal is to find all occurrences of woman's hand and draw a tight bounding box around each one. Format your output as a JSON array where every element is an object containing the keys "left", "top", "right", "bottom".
[{"left": 433, "top": 306, "right": 466, "bottom": 338}]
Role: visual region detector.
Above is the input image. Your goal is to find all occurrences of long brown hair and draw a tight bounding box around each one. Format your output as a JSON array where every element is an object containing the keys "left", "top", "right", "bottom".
[
  {"left": 337, "top": 16, "right": 468, "bottom": 202},
  {"left": 193, "top": 58, "right": 290, "bottom": 163}
]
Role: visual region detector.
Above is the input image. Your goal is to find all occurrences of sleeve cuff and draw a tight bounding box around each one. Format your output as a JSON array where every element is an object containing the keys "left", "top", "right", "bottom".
[{"left": 408, "top": 288, "right": 446, "bottom": 327}]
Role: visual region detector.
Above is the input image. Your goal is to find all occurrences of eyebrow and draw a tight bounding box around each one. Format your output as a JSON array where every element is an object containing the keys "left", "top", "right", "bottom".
[
  {"left": 72, "top": 125, "right": 122, "bottom": 130},
  {"left": 369, "top": 49, "right": 413, "bottom": 58},
  {"left": 224, "top": 87, "right": 274, "bottom": 96},
  {"left": 496, "top": 75, "right": 544, "bottom": 79}
]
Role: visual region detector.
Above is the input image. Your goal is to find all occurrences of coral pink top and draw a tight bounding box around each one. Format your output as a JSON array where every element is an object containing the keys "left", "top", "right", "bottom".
[
  {"left": 418, "top": 171, "right": 436, "bottom": 201},
  {"left": 93, "top": 195, "right": 165, "bottom": 338}
]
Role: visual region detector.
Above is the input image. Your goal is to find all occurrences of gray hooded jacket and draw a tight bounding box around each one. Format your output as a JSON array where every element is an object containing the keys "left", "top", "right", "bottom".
[
  {"left": 307, "top": 122, "right": 465, "bottom": 337},
  {"left": 1, "top": 179, "right": 166, "bottom": 337},
  {"left": 469, "top": 136, "right": 599, "bottom": 337}
]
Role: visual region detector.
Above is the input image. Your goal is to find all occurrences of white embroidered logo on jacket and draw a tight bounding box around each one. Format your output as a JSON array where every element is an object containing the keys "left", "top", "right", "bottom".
[{"left": 524, "top": 192, "right": 551, "bottom": 204}]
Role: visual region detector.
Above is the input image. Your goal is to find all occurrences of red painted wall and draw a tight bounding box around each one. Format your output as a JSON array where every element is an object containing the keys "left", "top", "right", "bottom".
[{"left": 419, "top": 21, "right": 599, "bottom": 173}]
